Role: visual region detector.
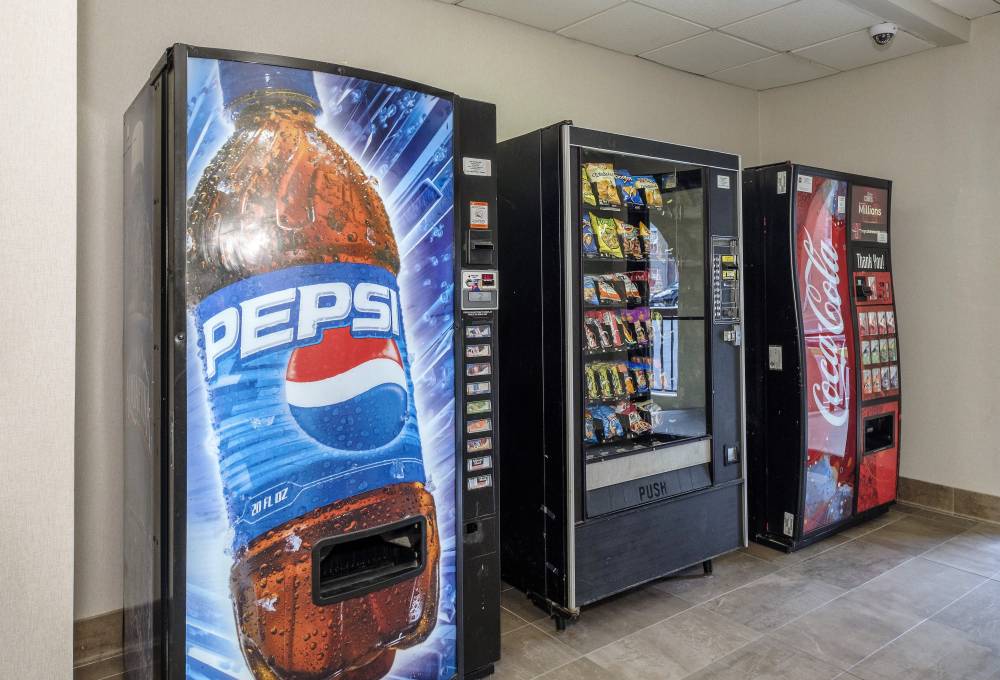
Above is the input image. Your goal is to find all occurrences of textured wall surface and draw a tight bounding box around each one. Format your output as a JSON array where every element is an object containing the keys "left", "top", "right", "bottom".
[{"left": 0, "top": 0, "right": 77, "bottom": 675}]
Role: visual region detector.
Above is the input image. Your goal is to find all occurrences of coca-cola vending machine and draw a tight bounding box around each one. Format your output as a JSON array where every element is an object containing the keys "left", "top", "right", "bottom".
[
  {"left": 743, "top": 163, "right": 900, "bottom": 551},
  {"left": 123, "top": 45, "right": 501, "bottom": 679}
]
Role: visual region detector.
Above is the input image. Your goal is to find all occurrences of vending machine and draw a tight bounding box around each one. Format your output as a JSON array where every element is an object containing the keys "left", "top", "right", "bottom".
[
  {"left": 743, "top": 162, "right": 900, "bottom": 552},
  {"left": 123, "top": 45, "right": 501, "bottom": 680},
  {"left": 496, "top": 123, "right": 746, "bottom": 626}
]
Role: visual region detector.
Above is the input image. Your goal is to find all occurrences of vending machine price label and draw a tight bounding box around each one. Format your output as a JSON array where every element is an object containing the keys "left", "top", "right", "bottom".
[
  {"left": 717, "top": 175, "right": 731, "bottom": 190},
  {"left": 797, "top": 174, "right": 813, "bottom": 193}
]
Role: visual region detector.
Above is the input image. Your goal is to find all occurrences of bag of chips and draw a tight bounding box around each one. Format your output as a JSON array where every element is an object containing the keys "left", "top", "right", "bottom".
[
  {"left": 633, "top": 176, "right": 662, "bottom": 208},
  {"left": 584, "top": 163, "right": 621, "bottom": 208},
  {"left": 616, "top": 273, "right": 642, "bottom": 301},
  {"left": 615, "top": 314, "right": 636, "bottom": 346},
  {"left": 596, "top": 365, "right": 613, "bottom": 399},
  {"left": 607, "top": 364, "right": 624, "bottom": 396},
  {"left": 615, "top": 169, "right": 644, "bottom": 208},
  {"left": 617, "top": 362, "right": 636, "bottom": 395},
  {"left": 581, "top": 167, "right": 597, "bottom": 207},
  {"left": 616, "top": 402, "right": 651, "bottom": 435},
  {"left": 630, "top": 362, "right": 648, "bottom": 391},
  {"left": 592, "top": 214, "right": 623, "bottom": 258},
  {"left": 583, "top": 276, "right": 599, "bottom": 306},
  {"left": 596, "top": 276, "right": 621, "bottom": 304},
  {"left": 581, "top": 213, "right": 598, "bottom": 256},
  {"left": 583, "top": 318, "right": 599, "bottom": 350},
  {"left": 585, "top": 364, "right": 599, "bottom": 399},
  {"left": 593, "top": 405, "right": 624, "bottom": 440},
  {"left": 624, "top": 308, "right": 648, "bottom": 344},
  {"left": 586, "top": 313, "right": 610, "bottom": 349},
  {"left": 616, "top": 219, "right": 643, "bottom": 259},
  {"left": 583, "top": 412, "right": 597, "bottom": 444},
  {"left": 602, "top": 311, "right": 622, "bottom": 346}
]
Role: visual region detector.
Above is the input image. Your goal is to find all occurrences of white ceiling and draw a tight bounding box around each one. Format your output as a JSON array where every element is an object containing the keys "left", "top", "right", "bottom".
[{"left": 437, "top": 0, "right": 997, "bottom": 90}]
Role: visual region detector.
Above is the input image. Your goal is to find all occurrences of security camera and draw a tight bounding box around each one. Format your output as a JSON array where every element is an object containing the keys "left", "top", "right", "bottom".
[{"left": 869, "top": 23, "right": 898, "bottom": 46}]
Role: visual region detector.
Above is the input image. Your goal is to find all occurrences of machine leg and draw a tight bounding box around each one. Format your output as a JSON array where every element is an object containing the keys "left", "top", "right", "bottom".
[
  {"left": 554, "top": 615, "right": 568, "bottom": 632},
  {"left": 703, "top": 559, "right": 713, "bottom": 575}
]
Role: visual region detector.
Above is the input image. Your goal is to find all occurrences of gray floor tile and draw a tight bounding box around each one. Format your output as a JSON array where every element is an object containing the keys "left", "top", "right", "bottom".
[
  {"left": 770, "top": 595, "right": 919, "bottom": 670},
  {"left": 495, "top": 625, "right": 579, "bottom": 680},
  {"left": 844, "top": 556, "right": 985, "bottom": 620},
  {"left": 655, "top": 552, "right": 778, "bottom": 605},
  {"left": 839, "top": 511, "right": 904, "bottom": 539},
  {"left": 924, "top": 529, "right": 1000, "bottom": 577},
  {"left": 501, "top": 607, "right": 530, "bottom": 635},
  {"left": 701, "top": 570, "right": 846, "bottom": 633},
  {"left": 501, "top": 580, "right": 514, "bottom": 592},
  {"left": 787, "top": 538, "right": 912, "bottom": 590},
  {"left": 535, "top": 657, "right": 618, "bottom": 680},
  {"left": 501, "top": 588, "right": 549, "bottom": 625},
  {"left": 586, "top": 607, "right": 759, "bottom": 680},
  {"left": 851, "top": 619, "right": 1000, "bottom": 680},
  {"left": 863, "top": 515, "right": 968, "bottom": 556},
  {"left": 549, "top": 584, "right": 691, "bottom": 654},
  {"left": 894, "top": 504, "right": 978, "bottom": 529},
  {"left": 932, "top": 579, "right": 1000, "bottom": 656},
  {"left": 743, "top": 534, "right": 850, "bottom": 566},
  {"left": 74, "top": 655, "right": 124, "bottom": 680},
  {"left": 685, "top": 637, "right": 843, "bottom": 680}
]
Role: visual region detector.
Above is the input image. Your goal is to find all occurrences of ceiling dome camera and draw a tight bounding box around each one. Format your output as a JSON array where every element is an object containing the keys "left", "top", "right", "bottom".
[{"left": 870, "top": 22, "right": 898, "bottom": 46}]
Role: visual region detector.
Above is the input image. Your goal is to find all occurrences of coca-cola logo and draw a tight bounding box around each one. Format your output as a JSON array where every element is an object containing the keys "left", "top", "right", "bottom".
[{"left": 802, "top": 228, "right": 850, "bottom": 427}]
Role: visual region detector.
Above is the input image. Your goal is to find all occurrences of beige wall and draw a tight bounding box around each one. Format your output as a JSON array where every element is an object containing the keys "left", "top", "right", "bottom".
[
  {"left": 0, "top": 1, "right": 77, "bottom": 676},
  {"left": 77, "top": 0, "right": 759, "bottom": 619},
  {"left": 759, "top": 14, "right": 1000, "bottom": 498}
]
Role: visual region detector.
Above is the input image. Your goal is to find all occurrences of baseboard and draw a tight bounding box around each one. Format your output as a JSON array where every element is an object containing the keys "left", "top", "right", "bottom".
[
  {"left": 898, "top": 476, "right": 1000, "bottom": 524},
  {"left": 74, "top": 609, "right": 122, "bottom": 668}
]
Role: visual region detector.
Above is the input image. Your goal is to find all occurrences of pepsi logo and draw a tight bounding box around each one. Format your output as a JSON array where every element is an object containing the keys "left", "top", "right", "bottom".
[{"left": 285, "top": 326, "right": 408, "bottom": 450}]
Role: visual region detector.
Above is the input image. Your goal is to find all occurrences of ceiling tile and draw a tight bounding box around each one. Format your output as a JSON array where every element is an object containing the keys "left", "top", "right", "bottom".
[
  {"left": 635, "top": 0, "right": 796, "bottom": 28},
  {"left": 929, "top": 0, "right": 1000, "bottom": 19},
  {"left": 710, "top": 53, "right": 836, "bottom": 89},
  {"left": 558, "top": 1, "right": 707, "bottom": 54},
  {"left": 723, "top": 0, "right": 878, "bottom": 51},
  {"left": 642, "top": 31, "right": 776, "bottom": 75},
  {"left": 795, "top": 28, "right": 933, "bottom": 70},
  {"left": 457, "top": 0, "right": 623, "bottom": 32}
]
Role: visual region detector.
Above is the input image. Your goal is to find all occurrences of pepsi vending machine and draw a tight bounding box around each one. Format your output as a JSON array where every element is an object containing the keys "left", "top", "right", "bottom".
[
  {"left": 743, "top": 163, "right": 900, "bottom": 552},
  {"left": 123, "top": 45, "right": 501, "bottom": 679}
]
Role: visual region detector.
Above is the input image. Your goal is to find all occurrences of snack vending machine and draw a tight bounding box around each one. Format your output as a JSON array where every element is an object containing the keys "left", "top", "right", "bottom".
[
  {"left": 123, "top": 45, "right": 501, "bottom": 679},
  {"left": 497, "top": 124, "right": 746, "bottom": 625},
  {"left": 743, "top": 163, "right": 900, "bottom": 552}
]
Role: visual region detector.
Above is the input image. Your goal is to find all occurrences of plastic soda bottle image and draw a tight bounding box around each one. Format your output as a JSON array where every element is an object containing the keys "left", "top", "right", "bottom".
[{"left": 186, "top": 61, "right": 440, "bottom": 680}]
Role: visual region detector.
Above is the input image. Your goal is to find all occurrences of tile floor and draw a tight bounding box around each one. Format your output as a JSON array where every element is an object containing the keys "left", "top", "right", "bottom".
[
  {"left": 493, "top": 505, "right": 1000, "bottom": 680},
  {"left": 73, "top": 504, "right": 1000, "bottom": 680}
]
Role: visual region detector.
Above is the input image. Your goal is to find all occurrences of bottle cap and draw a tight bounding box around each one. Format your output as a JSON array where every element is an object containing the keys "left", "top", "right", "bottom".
[{"left": 219, "top": 60, "right": 320, "bottom": 111}]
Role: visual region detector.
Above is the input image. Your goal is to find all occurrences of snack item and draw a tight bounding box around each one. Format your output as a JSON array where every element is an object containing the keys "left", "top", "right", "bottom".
[
  {"left": 584, "top": 163, "right": 620, "bottom": 207},
  {"left": 581, "top": 167, "right": 597, "bottom": 207},
  {"left": 596, "top": 364, "right": 613, "bottom": 399},
  {"left": 584, "top": 412, "right": 597, "bottom": 444},
  {"left": 583, "top": 276, "right": 599, "bottom": 305},
  {"left": 615, "top": 314, "right": 636, "bottom": 346},
  {"left": 583, "top": 320, "right": 599, "bottom": 351},
  {"left": 594, "top": 405, "right": 624, "bottom": 440},
  {"left": 615, "top": 169, "right": 644, "bottom": 208},
  {"left": 617, "top": 402, "right": 650, "bottom": 435},
  {"left": 617, "top": 362, "right": 636, "bottom": 395},
  {"left": 630, "top": 362, "right": 648, "bottom": 391},
  {"left": 617, "top": 273, "right": 642, "bottom": 301},
  {"left": 602, "top": 311, "right": 623, "bottom": 346},
  {"left": 585, "top": 365, "right": 599, "bottom": 399},
  {"left": 634, "top": 176, "right": 662, "bottom": 207},
  {"left": 607, "top": 364, "right": 624, "bottom": 396},
  {"left": 586, "top": 314, "right": 610, "bottom": 349},
  {"left": 596, "top": 276, "right": 622, "bottom": 304},
  {"left": 616, "top": 219, "right": 643, "bottom": 259},
  {"left": 581, "top": 213, "right": 598, "bottom": 256},
  {"left": 592, "top": 213, "right": 624, "bottom": 258}
]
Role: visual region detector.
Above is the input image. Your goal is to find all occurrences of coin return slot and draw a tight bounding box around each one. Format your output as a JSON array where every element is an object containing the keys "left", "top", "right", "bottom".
[
  {"left": 864, "top": 414, "right": 894, "bottom": 454},
  {"left": 312, "top": 517, "right": 426, "bottom": 605}
]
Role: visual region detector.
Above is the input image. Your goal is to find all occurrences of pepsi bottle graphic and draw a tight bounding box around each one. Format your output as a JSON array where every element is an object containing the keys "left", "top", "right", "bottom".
[{"left": 187, "top": 61, "right": 440, "bottom": 680}]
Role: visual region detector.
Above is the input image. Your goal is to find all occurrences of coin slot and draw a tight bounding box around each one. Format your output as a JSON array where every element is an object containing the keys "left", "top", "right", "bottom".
[{"left": 311, "top": 516, "right": 426, "bottom": 605}]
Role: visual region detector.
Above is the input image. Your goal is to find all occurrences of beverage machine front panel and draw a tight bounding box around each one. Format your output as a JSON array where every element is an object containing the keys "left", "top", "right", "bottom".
[
  {"left": 792, "top": 170, "right": 857, "bottom": 538},
  {"left": 182, "top": 54, "right": 459, "bottom": 680}
]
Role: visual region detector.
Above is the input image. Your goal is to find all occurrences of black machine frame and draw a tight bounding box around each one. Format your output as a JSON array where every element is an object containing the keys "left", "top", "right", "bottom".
[
  {"left": 743, "top": 162, "right": 900, "bottom": 553},
  {"left": 123, "top": 43, "right": 500, "bottom": 679},
  {"left": 497, "top": 123, "right": 746, "bottom": 626}
]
